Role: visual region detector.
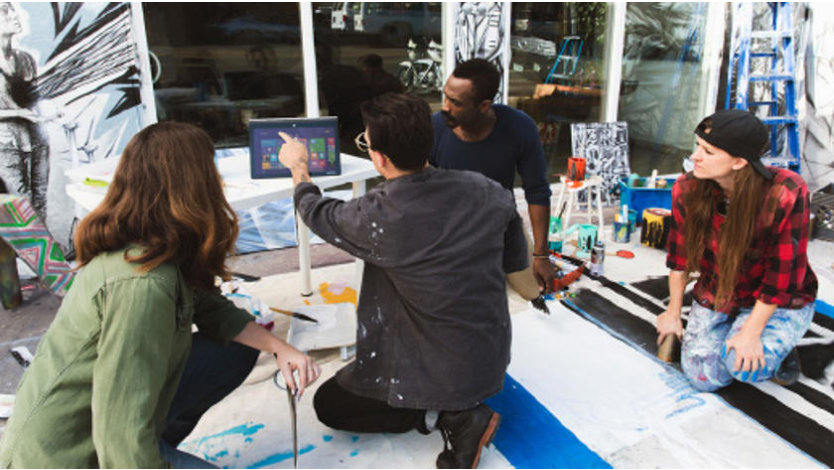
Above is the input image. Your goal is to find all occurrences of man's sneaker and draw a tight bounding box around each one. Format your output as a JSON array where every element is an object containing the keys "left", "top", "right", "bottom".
[
  {"left": 435, "top": 404, "right": 501, "bottom": 469},
  {"left": 771, "top": 348, "right": 801, "bottom": 386}
]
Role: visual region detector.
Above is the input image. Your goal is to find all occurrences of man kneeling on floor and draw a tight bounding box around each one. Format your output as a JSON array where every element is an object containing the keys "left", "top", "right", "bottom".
[{"left": 278, "top": 92, "right": 527, "bottom": 469}]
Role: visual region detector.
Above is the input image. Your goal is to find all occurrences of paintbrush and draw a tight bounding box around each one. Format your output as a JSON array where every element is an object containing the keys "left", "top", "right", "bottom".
[{"left": 269, "top": 306, "right": 319, "bottom": 323}]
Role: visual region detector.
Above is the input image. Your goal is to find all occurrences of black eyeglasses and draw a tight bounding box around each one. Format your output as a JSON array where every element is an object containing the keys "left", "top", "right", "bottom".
[{"left": 354, "top": 131, "right": 371, "bottom": 153}]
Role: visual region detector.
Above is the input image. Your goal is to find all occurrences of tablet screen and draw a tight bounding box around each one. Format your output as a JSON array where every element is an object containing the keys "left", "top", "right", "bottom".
[{"left": 249, "top": 117, "right": 341, "bottom": 178}]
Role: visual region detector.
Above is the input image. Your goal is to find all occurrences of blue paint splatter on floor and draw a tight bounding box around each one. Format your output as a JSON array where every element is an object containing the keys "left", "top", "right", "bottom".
[
  {"left": 350, "top": 449, "right": 359, "bottom": 457},
  {"left": 246, "top": 444, "right": 316, "bottom": 468},
  {"left": 182, "top": 422, "right": 265, "bottom": 449},
  {"left": 323, "top": 434, "right": 334, "bottom": 442},
  {"left": 816, "top": 299, "right": 834, "bottom": 320},
  {"left": 486, "top": 374, "right": 611, "bottom": 469},
  {"left": 351, "top": 435, "right": 360, "bottom": 443}
]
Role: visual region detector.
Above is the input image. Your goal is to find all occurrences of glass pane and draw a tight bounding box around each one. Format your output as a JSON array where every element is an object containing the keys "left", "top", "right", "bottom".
[
  {"left": 144, "top": 3, "right": 305, "bottom": 148},
  {"left": 508, "top": 3, "right": 610, "bottom": 182},
  {"left": 313, "top": 2, "right": 443, "bottom": 155},
  {"left": 618, "top": 2, "right": 709, "bottom": 175}
]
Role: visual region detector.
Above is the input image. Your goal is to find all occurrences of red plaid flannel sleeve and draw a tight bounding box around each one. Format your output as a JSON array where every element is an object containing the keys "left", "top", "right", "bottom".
[
  {"left": 754, "top": 174, "right": 812, "bottom": 306},
  {"left": 665, "top": 175, "right": 688, "bottom": 272}
]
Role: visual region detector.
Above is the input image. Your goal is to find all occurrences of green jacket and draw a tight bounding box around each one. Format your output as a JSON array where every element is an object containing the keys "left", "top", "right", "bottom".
[{"left": 0, "top": 248, "right": 253, "bottom": 468}]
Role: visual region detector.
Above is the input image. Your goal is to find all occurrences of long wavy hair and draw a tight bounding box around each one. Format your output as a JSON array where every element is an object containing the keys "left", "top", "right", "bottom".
[
  {"left": 683, "top": 164, "right": 768, "bottom": 309},
  {"left": 74, "top": 122, "right": 239, "bottom": 290}
]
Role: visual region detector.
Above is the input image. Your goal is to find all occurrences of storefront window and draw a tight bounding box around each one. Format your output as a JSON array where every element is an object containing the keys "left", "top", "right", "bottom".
[
  {"left": 313, "top": 2, "right": 442, "bottom": 154},
  {"left": 617, "top": 3, "right": 709, "bottom": 175},
  {"left": 144, "top": 3, "right": 305, "bottom": 148},
  {"left": 508, "top": 2, "right": 610, "bottom": 180}
]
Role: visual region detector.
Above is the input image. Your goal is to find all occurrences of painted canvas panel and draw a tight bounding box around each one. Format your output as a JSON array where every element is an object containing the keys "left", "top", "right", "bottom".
[
  {"left": 452, "top": 2, "right": 508, "bottom": 103},
  {"left": 0, "top": 2, "right": 149, "bottom": 248},
  {"left": 570, "top": 121, "right": 631, "bottom": 205},
  {"left": 0, "top": 193, "right": 74, "bottom": 297}
]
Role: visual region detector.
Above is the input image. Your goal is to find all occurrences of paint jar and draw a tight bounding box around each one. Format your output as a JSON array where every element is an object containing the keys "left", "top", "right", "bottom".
[
  {"left": 565, "top": 223, "right": 598, "bottom": 254},
  {"left": 590, "top": 240, "right": 605, "bottom": 277},
  {"left": 612, "top": 220, "right": 631, "bottom": 243},
  {"left": 548, "top": 216, "right": 563, "bottom": 252},
  {"left": 567, "top": 157, "right": 587, "bottom": 182},
  {"left": 640, "top": 208, "right": 673, "bottom": 249},
  {"left": 628, "top": 209, "right": 638, "bottom": 228}
]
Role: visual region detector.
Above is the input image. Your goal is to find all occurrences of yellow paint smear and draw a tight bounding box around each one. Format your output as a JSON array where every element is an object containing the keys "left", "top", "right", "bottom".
[{"left": 319, "top": 282, "right": 357, "bottom": 308}]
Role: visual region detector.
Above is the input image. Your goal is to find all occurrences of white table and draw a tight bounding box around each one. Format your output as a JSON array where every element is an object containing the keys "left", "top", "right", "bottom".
[{"left": 66, "top": 152, "right": 378, "bottom": 296}]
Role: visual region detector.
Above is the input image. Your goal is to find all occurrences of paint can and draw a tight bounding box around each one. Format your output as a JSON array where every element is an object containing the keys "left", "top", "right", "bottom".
[
  {"left": 590, "top": 240, "right": 605, "bottom": 277},
  {"left": 548, "top": 216, "right": 563, "bottom": 252},
  {"left": 567, "top": 156, "right": 587, "bottom": 182},
  {"left": 640, "top": 208, "right": 672, "bottom": 249},
  {"left": 612, "top": 221, "right": 631, "bottom": 243}
]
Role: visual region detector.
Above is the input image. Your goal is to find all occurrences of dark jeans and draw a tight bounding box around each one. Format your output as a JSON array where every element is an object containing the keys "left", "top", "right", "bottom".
[
  {"left": 313, "top": 376, "right": 429, "bottom": 434},
  {"left": 162, "top": 332, "right": 260, "bottom": 446}
]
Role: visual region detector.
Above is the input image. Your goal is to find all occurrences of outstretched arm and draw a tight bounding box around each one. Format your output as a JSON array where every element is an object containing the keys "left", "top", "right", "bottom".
[
  {"left": 232, "top": 322, "right": 321, "bottom": 397},
  {"left": 528, "top": 203, "right": 556, "bottom": 293},
  {"left": 657, "top": 270, "right": 687, "bottom": 345},
  {"left": 278, "top": 131, "right": 312, "bottom": 186}
]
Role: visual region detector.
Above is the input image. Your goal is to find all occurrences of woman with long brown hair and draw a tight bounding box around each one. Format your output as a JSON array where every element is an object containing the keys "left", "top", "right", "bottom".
[
  {"left": 657, "top": 109, "right": 817, "bottom": 392},
  {"left": 0, "top": 122, "right": 320, "bottom": 468}
]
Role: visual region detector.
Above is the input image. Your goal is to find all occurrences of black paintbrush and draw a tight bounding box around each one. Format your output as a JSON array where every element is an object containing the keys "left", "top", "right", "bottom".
[{"left": 269, "top": 306, "right": 319, "bottom": 323}]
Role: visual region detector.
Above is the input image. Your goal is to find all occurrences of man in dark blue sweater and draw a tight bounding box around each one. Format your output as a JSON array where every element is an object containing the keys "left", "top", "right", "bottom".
[{"left": 430, "top": 59, "right": 556, "bottom": 298}]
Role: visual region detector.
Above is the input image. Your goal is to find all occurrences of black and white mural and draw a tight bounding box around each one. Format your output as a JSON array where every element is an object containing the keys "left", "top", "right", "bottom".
[
  {"left": 570, "top": 121, "right": 631, "bottom": 204},
  {"left": 452, "top": 2, "right": 508, "bottom": 104},
  {"left": 0, "top": 2, "right": 150, "bottom": 247}
]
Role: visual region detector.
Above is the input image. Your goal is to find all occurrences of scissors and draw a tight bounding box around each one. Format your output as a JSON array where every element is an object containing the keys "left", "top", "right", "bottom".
[{"left": 273, "top": 369, "right": 298, "bottom": 468}]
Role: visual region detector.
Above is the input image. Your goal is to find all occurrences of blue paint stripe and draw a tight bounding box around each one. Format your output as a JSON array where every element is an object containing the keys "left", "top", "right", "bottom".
[
  {"left": 486, "top": 374, "right": 611, "bottom": 469},
  {"left": 815, "top": 299, "right": 834, "bottom": 320}
]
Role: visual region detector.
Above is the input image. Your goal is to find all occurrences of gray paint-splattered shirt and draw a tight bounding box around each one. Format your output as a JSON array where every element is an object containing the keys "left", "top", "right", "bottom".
[{"left": 294, "top": 166, "right": 528, "bottom": 411}]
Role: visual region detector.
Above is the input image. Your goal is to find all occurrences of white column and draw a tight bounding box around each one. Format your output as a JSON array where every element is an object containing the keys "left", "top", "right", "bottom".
[
  {"left": 129, "top": 2, "right": 158, "bottom": 127},
  {"left": 299, "top": 1, "right": 320, "bottom": 118},
  {"left": 297, "top": 2, "right": 318, "bottom": 296},
  {"left": 601, "top": 2, "right": 627, "bottom": 122},
  {"left": 699, "top": 2, "right": 728, "bottom": 119}
]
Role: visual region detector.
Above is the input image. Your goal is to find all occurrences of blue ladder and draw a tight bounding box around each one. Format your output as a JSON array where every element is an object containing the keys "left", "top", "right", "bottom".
[
  {"left": 725, "top": 2, "right": 800, "bottom": 172},
  {"left": 544, "top": 36, "right": 583, "bottom": 84}
]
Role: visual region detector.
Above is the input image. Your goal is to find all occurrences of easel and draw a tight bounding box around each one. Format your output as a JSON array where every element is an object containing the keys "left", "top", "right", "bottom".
[{"left": 553, "top": 175, "right": 604, "bottom": 236}]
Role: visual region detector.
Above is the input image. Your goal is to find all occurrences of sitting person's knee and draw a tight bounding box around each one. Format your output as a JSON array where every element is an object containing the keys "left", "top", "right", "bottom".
[
  {"left": 313, "top": 378, "right": 344, "bottom": 427},
  {"left": 682, "top": 351, "right": 729, "bottom": 392}
]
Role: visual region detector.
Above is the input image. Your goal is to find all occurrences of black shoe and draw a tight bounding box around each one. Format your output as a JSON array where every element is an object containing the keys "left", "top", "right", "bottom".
[
  {"left": 771, "top": 348, "right": 801, "bottom": 386},
  {"left": 435, "top": 404, "right": 501, "bottom": 469}
]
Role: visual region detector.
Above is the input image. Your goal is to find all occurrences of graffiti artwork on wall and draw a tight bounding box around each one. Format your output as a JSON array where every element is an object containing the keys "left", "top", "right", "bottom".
[
  {"left": 0, "top": 2, "right": 147, "bottom": 247},
  {"left": 452, "top": 2, "right": 507, "bottom": 103},
  {"left": 570, "top": 121, "right": 631, "bottom": 205}
]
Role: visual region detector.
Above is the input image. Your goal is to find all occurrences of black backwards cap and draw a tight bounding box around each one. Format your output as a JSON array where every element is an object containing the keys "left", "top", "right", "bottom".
[{"left": 694, "top": 109, "right": 773, "bottom": 180}]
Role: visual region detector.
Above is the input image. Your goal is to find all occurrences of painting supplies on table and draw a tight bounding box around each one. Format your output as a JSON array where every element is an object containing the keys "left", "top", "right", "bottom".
[
  {"left": 641, "top": 208, "right": 673, "bottom": 249},
  {"left": 270, "top": 306, "right": 319, "bottom": 323},
  {"left": 647, "top": 169, "right": 659, "bottom": 189},
  {"left": 589, "top": 240, "right": 605, "bottom": 277},
  {"left": 530, "top": 260, "right": 586, "bottom": 314},
  {"left": 10, "top": 346, "right": 33, "bottom": 368}
]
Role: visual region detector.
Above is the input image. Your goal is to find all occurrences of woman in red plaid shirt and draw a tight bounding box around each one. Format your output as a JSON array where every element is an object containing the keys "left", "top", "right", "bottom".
[{"left": 656, "top": 109, "right": 818, "bottom": 392}]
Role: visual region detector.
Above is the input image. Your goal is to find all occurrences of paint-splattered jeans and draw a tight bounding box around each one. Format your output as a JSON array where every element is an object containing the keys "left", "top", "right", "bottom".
[{"left": 681, "top": 301, "right": 815, "bottom": 392}]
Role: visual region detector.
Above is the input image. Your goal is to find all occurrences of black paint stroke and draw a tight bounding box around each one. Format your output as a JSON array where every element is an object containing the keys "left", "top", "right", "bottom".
[
  {"left": 35, "top": 2, "right": 140, "bottom": 119},
  {"left": 564, "top": 287, "right": 834, "bottom": 466},
  {"left": 47, "top": 2, "right": 128, "bottom": 62},
  {"left": 51, "top": 2, "right": 83, "bottom": 38}
]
